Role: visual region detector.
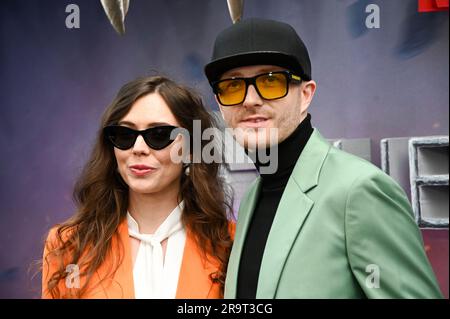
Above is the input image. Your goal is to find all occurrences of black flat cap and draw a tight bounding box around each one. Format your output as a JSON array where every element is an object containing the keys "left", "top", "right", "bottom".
[{"left": 205, "top": 18, "right": 312, "bottom": 84}]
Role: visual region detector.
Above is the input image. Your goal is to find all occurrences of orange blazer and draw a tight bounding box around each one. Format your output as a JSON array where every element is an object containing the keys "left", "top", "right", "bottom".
[{"left": 42, "top": 219, "right": 235, "bottom": 299}]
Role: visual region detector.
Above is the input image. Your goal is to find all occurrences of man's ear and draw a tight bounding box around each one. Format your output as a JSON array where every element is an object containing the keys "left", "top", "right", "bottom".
[
  {"left": 300, "top": 80, "right": 317, "bottom": 113},
  {"left": 302, "top": 80, "right": 316, "bottom": 105}
]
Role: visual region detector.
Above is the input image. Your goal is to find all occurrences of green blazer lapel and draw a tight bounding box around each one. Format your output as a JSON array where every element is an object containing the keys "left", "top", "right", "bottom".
[
  {"left": 256, "top": 129, "right": 331, "bottom": 298},
  {"left": 224, "top": 177, "right": 262, "bottom": 298},
  {"left": 256, "top": 180, "right": 313, "bottom": 298},
  {"left": 291, "top": 129, "right": 331, "bottom": 193}
]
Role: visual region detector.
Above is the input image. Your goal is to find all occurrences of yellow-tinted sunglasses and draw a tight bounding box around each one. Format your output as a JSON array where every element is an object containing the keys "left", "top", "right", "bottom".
[{"left": 212, "top": 70, "right": 302, "bottom": 106}]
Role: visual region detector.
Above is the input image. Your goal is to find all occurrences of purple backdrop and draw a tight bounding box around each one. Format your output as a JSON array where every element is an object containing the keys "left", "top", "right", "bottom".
[{"left": 0, "top": 0, "right": 448, "bottom": 298}]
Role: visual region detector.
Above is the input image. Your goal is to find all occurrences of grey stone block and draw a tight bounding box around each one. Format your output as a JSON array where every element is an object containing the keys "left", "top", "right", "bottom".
[
  {"left": 380, "top": 137, "right": 412, "bottom": 200},
  {"left": 329, "top": 138, "right": 372, "bottom": 163},
  {"left": 409, "top": 136, "right": 449, "bottom": 228}
]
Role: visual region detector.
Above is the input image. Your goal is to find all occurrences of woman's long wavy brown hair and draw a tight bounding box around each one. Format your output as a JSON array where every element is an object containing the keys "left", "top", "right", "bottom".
[{"left": 43, "top": 76, "right": 234, "bottom": 298}]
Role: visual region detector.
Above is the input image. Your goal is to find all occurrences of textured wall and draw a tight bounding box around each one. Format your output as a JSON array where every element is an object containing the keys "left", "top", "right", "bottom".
[{"left": 0, "top": 0, "right": 448, "bottom": 298}]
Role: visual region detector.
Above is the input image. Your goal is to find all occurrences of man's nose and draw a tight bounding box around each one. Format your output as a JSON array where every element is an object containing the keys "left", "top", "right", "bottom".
[{"left": 242, "top": 84, "right": 263, "bottom": 108}]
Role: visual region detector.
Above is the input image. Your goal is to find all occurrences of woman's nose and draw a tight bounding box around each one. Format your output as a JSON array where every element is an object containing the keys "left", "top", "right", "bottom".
[{"left": 132, "top": 135, "right": 150, "bottom": 155}]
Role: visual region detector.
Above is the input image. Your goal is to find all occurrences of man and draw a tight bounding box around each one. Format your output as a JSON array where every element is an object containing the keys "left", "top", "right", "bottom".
[{"left": 204, "top": 18, "right": 442, "bottom": 298}]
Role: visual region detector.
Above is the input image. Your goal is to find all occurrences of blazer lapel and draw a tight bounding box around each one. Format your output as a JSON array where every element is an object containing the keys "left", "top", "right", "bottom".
[
  {"left": 91, "top": 220, "right": 225, "bottom": 299},
  {"left": 224, "top": 178, "right": 262, "bottom": 298},
  {"left": 87, "top": 219, "right": 135, "bottom": 298},
  {"left": 256, "top": 180, "right": 313, "bottom": 298},
  {"left": 176, "top": 229, "right": 222, "bottom": 298},
  {"left": 111, "top": 220, "right": 136, "bottom": 298},
  {"left": 256, "top": 129, "right": 331, "bottom": 298}
]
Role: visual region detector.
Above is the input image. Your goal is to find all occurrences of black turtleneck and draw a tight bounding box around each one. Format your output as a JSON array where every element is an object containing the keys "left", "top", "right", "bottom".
[{"left": 236, "top": 114, "right": 313, "bottom": 299}]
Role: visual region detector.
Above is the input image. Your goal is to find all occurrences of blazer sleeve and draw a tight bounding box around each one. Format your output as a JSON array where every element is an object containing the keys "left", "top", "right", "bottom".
[
  {"left": 344, "top": 171, "right": 443, "bottom": 298},
  {"left": 42, "top": 227, "right": 66, "bottom": 299}
]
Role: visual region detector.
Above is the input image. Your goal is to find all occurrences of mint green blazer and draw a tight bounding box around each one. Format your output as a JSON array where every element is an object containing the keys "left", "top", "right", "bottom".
[{"left": 225, "top": 129, "right": 442, "bottom": 298}]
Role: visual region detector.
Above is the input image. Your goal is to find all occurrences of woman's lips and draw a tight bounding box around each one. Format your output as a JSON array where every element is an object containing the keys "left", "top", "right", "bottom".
[{"left": 129, "top": 165, "right": 156, "bottom": 176}]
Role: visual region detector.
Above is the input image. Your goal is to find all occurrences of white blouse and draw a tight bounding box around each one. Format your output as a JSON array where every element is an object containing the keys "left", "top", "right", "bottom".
[{"left": 127, "top": 201, "right": 186, "bottom": 299}]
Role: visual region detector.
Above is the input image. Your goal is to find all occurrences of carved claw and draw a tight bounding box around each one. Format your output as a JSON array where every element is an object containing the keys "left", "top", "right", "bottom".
[
  {"left": 227, "top": 0, "right": 244, "bottom": 24},
  {"left": 100, "top": 0, "right": 130, "bottom": 35}
]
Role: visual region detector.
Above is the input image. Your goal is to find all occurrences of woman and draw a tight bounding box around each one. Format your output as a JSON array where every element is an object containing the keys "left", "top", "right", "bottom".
[{"left": 42, "top": 76, "right": 234, "bottom": 298}]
